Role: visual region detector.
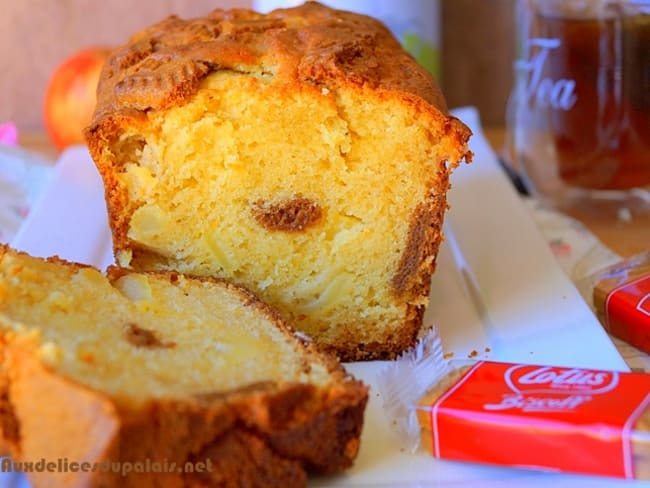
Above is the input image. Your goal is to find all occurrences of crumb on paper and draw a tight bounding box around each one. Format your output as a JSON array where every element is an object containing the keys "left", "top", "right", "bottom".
[
  {"left": 468, "top": 350, "right": 478, "bottom": 358},
  {"left": 484, "top": 347, "right": 491, "bottom": 353},
  {"left": 443, "top": 351, "right": 455, "bottom": 360}
]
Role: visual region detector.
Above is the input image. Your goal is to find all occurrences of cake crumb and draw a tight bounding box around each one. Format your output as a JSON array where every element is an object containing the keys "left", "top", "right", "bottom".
[
  {"left": 484, "top": 347, "right": 491, "bottom": 353},
  {"left": 443, "top": 352, "right": 455, "bottom": 360},
  {"left": 468, "top": 350, "right": 478, "bottom": 358}
]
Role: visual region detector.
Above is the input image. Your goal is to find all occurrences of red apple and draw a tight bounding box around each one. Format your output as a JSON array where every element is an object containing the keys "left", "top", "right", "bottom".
[{"left": 43, "top": 46, "right": 112, "bottom": 151}]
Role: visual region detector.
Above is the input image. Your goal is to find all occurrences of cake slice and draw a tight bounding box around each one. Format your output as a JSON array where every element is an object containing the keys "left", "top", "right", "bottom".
[
  {"left": 85, "top": 2, "right": 472, "bottom": 361},
  {"left": 0, "top": 245, "right": 367, "bottom": 488}
]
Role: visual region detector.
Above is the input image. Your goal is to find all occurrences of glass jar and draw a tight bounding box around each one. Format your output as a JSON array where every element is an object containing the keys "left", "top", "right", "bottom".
[{"left": 508, "top": 0, "right": 650, "bottom": 216}]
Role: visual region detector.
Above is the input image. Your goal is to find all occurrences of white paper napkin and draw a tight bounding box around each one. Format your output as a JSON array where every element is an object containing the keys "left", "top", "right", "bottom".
[{"left": 0, "top": 145, "right": 53, "bottom": 243}]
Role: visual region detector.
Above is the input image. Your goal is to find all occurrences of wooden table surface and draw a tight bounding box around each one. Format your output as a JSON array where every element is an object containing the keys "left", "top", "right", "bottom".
[{"left": 20, "top": 128, "right": 650, "bottom": 259}]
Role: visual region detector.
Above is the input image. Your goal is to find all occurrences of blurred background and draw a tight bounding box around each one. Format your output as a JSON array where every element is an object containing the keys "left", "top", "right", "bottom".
[{"left": 1, "top": 0, "right": 515, "bottom": 133}]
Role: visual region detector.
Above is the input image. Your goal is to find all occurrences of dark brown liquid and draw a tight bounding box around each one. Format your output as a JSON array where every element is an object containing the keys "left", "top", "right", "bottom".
[{"left": 538, "top": 13, "right": 650, "bottom": 190}]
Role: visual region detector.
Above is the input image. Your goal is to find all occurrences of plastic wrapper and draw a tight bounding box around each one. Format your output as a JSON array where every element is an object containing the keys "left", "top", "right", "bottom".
[
  {"left": 582, "top": 251, "right": 650, "bottom": 355},
  {"left": 377, "top": 329, "right": 650, "bottom": 480}
]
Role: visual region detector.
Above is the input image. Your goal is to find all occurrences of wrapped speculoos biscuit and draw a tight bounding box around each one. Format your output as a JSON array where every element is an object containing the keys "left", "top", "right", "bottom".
[
  {"left": 586, "top": 251, "right": 650, "bottom": 355},
  {"left": 377, "top": 329, "right": 650, "bottom": 480}
]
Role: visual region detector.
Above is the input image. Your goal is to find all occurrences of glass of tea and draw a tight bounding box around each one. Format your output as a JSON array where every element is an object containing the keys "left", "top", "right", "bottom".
[{"left": 508, "top": 0, "right": 650, "bottom": 215}]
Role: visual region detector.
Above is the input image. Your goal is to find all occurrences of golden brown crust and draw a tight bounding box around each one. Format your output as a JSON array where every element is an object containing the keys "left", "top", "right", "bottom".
[
  {"left": 314, "top": 297, "right": 426, "bottom": 362},
  {"left": 0, "top": 335, "right": 17, "bottom": 457},
  {"left": 89, "top": 129, "right": 145, "bottom": 260},
  {"left": 188, "top": 429, "right": 307, "bottom": 487},
  {"left": 2, "top": 335, "right": 367, "bottom": 487},
  {"left": 87, "top": 1, "right": 448, "bottom": 134}
]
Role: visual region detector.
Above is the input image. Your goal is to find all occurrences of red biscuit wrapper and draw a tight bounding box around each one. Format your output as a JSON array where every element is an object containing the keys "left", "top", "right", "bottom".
[
  {"left": 377, "top": 330, "right": 650, "bottom": 480},
  {"left": 591, "top": 251, "right": 650, "bottom": 354}
]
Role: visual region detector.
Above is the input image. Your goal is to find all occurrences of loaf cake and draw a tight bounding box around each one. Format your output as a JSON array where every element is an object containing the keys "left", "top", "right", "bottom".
[
  {"left": 0, "top": 245, "right": 367, "bottom": 487},
  {"left": 85, "top": 1, "right": 472, "bottom": 361}
]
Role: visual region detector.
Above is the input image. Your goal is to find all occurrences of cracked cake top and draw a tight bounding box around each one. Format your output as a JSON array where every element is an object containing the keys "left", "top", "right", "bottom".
[{"left": 89, "top": 1, "right": 448, "bottom": 129}]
